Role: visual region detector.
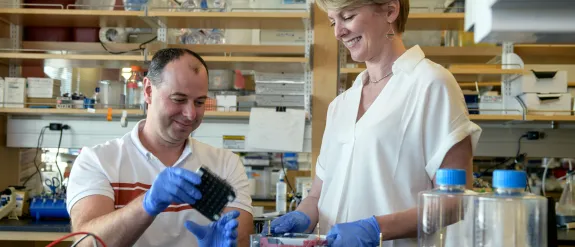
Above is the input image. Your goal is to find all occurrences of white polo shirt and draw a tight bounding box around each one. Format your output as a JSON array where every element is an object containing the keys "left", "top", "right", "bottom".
[
  {"left": 315, "top": 45, "right": 482, "bottom": 247},
  {"left": 66, "top": 120, "right": 253, "bottom": 247}
]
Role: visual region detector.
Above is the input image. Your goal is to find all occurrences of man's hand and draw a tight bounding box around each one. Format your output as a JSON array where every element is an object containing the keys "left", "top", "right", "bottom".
[
  {"left": 261, "top": 211, "right": 311, "bottom": 235},
  {"left": 326, "top": 216, "right": 381, "bottom": 247},
  {"left": 142, "top": 167, "right": 202, "bottom": 216},
  {"left": 185, "top": 210, "right": 240, "bottom": 247}
]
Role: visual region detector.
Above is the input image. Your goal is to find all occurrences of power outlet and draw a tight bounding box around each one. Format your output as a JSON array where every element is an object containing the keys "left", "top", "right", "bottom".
[
  {"left": 49, "top": 123, "right": 70, "bottom": 131},
  {"left": 526, "top": 131, "right": 544, "bottom": 140}
]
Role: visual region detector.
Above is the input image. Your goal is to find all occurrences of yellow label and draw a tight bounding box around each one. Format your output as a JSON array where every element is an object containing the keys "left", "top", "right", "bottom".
[{"left": 223, "top": 135, "right": 245, "bottom": 141}]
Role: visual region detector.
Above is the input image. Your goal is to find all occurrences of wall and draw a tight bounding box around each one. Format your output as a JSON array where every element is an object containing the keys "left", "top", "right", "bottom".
[{"left": 6, "top": 117, "right": 313, "bottom": 153}]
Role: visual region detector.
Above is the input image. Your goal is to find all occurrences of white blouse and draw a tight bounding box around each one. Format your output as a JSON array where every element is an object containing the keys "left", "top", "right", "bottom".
[{"left": 315, "top": 45, "right": 482, "bottom": 247}]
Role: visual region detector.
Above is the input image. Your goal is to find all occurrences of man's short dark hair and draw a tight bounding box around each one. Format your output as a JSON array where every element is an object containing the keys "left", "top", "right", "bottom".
[{"left": 146, "top": 48, "right": 209, "bottom": 86}]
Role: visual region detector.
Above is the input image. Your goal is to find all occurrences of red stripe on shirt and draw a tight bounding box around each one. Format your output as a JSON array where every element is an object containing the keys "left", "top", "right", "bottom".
[{"left": 111, "top": 182, "right": 193, "bottom": 213}]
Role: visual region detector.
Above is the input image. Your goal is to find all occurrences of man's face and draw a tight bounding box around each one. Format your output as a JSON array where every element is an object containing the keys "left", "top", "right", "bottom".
[{"left": 144, "top": 54, "right": 209, "bottom": 144}]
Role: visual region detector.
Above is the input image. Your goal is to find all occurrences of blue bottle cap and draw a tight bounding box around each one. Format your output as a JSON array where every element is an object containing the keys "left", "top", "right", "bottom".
[
  {"left": 436, "top": 169, "right": 466, "bottom": 186},
  {"left": 492, "top": 170, "right": 527, "bottom": 189}
]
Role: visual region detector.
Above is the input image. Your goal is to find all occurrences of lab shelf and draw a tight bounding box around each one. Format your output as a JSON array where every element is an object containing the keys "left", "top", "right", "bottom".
[
  {"left": 405, "top": 13, "right": 464, "bottom": 30},
  {"left": 22, "top": 41, "right": 144, "bottom": 53},
  {"left": 148, "top": 10, "right": 310, "bottom": 30},
  {"left": 0, "top": 52, "right": 143, "bottom": 62},
  {"left": 340, "top": 67, "right": 526, "bottom": 75},
  {"left": 204, "top": 111, "right": 251, "bottom": 119},
  {"left": 345, "top": 46, "right": 503, "bottom": 65},
  {"left": 204, "top": 111, "right": 310, "bottom": 119},
  {"left": 0, "top": 8, "right": 148, "bottom": 28},
  {"left": 0, "top": 108, "right": 144, "bottom": 116},
  {"left": 459, "top": 82, "right": 501, "bottom": 87},
  {"left": 166, "top": 44, "right": 305, "bottom": 56},
  {"left": 24, "top": 42, "right": 306, "bottom": 56},
  {"left": 0, "top": 42, "right": 308, "bottom": 70},
  {"left": 514, "top": 44, "right": 575, "bottom": 64},
  {"left": 469, "top": 114, "right": 575, "bottom": 122}
]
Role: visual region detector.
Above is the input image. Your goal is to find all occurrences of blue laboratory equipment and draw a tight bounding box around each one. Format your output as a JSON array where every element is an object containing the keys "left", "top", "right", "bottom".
[{"left": 29, "top": 195, "right": 69, "bottom": 222}]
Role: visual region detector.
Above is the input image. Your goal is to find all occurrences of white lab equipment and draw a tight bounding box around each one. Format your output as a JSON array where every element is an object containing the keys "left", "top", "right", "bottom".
[
  {"left": 474, "top": 170, "right": 547, "bottom": 247},
  {"left": 4, "top": 77, "right": 26, "bottom": 108},
  {"left": 418, "top": 169, "right": 475, "bottom": 247},
  {"left": 0, "top": 187, "right": 17, "bottom": 220},
  {"left": 465, "top": 0, "right": 575, "bottom": 44}
]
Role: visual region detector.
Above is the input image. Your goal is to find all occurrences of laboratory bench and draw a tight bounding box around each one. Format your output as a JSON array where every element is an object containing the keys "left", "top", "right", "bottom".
[{"left": 3, "top": 217, "right": 575, "bottom": 246}]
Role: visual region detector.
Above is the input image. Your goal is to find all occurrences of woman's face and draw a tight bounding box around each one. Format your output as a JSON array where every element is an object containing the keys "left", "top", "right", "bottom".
[{"left": 328, "top": 4, "right": 393, "bottom": 63}]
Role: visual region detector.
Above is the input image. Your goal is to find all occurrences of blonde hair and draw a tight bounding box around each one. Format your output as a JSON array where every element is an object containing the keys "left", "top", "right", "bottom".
[{"left": 316, "top": 0, "right": 410, "bottom": 33}]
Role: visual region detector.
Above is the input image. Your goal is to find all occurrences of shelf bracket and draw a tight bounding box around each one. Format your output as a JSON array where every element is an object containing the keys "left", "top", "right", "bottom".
[
  {"left": 8, "top": 22, "right": 21, "bottom": 77},
  {"left": 514, "top": 94, "right": 528, "bottom": 121},
  {"left": 303, "top": 0, "right": 314, "bottom": 119}
]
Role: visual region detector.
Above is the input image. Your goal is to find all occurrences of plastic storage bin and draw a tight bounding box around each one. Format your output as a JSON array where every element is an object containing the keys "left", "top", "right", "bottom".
[
  {"left": 418, "top": 169, "right": 475, "bottom": 247},
  {"left": 474, "top": 170, "right": 547, "bottom": 247}
]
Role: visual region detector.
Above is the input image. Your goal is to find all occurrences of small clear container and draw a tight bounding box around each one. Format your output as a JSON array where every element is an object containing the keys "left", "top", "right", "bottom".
[
  {"left": 123, "top": 0, "right": 149, "bottom": 11},
  {"left": 418, "top": 169, "right": 475, "bottom": 247},
  {"left": 474, "top": 170, "right": 547, "bottom": 247},
  {"left": 250, "top": 233, "right": 327, "bottom": 247},
  {"left": 126, "top": 66, "right": 144, "bottom": 109}
]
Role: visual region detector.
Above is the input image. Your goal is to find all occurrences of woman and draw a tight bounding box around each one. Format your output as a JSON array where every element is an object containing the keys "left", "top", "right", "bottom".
[{"left": 265, "top": 1, "right": 482, "bottom": 246}]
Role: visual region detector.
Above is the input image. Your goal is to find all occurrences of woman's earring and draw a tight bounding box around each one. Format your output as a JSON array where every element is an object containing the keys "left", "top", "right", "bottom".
[{"left": 386, "top": 23, "right": 395, "bottom": 40}]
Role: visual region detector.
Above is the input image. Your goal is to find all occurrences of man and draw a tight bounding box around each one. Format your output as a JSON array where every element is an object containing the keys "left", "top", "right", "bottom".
[{"left": 66, "top": 48, "right": 253, "bottom": 247}]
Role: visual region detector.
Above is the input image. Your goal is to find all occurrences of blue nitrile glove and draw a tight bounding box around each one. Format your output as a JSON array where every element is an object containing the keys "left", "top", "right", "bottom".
[
  {"left": 185, "top": 210, "right": 240, "bottom": 247},
  {"left": 326, "top": 216, "right": 381, "bottom": 247},
  {"left": 261, "top": 211, "right": 311, "bottom": 234},
  {"left": 142, "top": 167, "right": 202, "bottom": 216}
]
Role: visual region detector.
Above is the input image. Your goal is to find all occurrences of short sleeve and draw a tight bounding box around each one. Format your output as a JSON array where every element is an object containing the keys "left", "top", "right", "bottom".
[
  {"left": 314, "top": 99, "right": 337, "bottom": 181},
  {"left": 224, "top": 154, "right": 253, "bottom": 214},
  {"left": 422, "top": 72, "right": 482, "bottom": 179},
  {"left": 66, "top": 147, "right": 114, "bottom": 214}
]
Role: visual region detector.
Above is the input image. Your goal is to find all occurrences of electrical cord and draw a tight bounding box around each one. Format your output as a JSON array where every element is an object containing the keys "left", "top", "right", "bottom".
[
  {"left": 99, "top": 36, "right": 157, "bottom": 55},
  {"left": 22, "top": 126, "right": 49, "bottom": 190},
  {"left": 279, "top": 153, "right": 295, "bottom": 194},
  {"left": 47, "top": 232, "right": 106, "bottom": 247},
  {"left": 480, "top": 134, "right": 528, "bottom": 177},
  {"left": 70, "top": 232, "right": 99, "bottom": 247},
  {"left": 54, "top": 128, "right": 64, "bottom": 190}
]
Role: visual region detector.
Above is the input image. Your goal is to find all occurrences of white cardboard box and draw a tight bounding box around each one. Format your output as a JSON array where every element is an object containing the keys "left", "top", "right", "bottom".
[
  {"left": 479, "top": 95, "right": 504, "bottom": 115},
  {"left": 0, "top": 77, "right": 4, "bottom": 108},
  {"left": 4, "top": 77, "right": 26, "bottom": 108},
  {"left": 216, "top": 95, "right": 237, "bottom": 112},
  {"left": 520, "top": 93, "right": 572, "bottom": 116},
  {"left": 513, "top": 70, "right": 568, "bottom": 94},
  {"left": 27, "top": 78, "right": 61, "bottom": 98}
]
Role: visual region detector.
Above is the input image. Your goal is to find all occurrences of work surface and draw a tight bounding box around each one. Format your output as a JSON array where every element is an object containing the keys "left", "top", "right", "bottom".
[{"left": 1, "top": 218, "right": 575, "bottom": 246}]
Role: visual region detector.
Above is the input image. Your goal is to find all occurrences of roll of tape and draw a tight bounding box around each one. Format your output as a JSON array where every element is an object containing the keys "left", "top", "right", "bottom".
[
  {"left": 120, "top": 110, "right": 128, "bottom": 128},
  {"left": 99, "top": 27, "right": 129, "bottom": 43}
]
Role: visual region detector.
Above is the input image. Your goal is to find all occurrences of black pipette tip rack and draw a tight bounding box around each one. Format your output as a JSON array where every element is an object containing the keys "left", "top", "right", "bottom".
[{"left": 193, "top": 166, "right": 236, "bottom": 221}]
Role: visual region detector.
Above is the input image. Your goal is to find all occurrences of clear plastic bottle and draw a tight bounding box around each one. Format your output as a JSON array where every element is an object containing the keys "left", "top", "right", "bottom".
[
  {"left": 92, "top": 87, "right": 100, "bottom": 109},
  {"left": 276, "top": 171, "right": 287, "bottom": 214},
  {"left": 126, "top": 66, "right": 143, "bottom": 109},
  {"left": 418, "top": 169, "right": 475, "bottom": 247},
  {"left": 475, "top": 170, "right": 547, "bottom": 247}
]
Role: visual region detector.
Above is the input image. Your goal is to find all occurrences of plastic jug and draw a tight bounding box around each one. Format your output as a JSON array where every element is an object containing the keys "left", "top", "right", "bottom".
[
  {"left": 474, "top": 170, "right": 547, "bottom": 247},
  {"left": 418, "top": 169, "right": 475, "bottom": 247}
]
